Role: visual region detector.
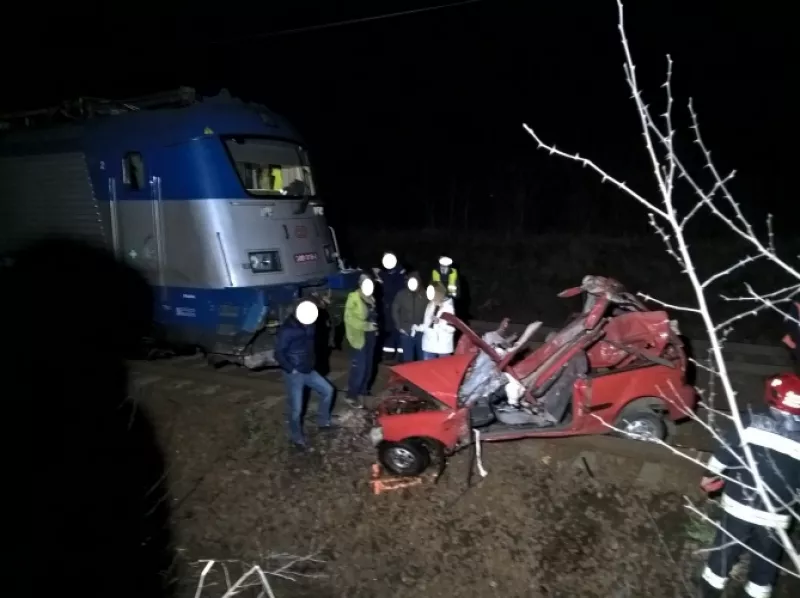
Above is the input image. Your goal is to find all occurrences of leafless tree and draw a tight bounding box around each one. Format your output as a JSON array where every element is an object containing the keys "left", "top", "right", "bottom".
[
  {"left": 522, "top": 0, "right": 799, "bottom": 577},
  {"left": 190, "top": 552, "right": 325, "bottom": 598}
]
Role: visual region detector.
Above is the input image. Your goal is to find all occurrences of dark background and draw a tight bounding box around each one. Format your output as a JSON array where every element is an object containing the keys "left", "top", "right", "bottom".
[{"left": 3, "top": 0, "right": 793, "bottom": 235}]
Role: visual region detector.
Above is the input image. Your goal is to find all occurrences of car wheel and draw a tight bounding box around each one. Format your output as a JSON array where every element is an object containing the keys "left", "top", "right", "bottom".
[
  {"left": 378, "top": 440, "right": 430, "bottom": 477},
  {"left": 615, "top": 409, "right": 667, "bottom": 443}
]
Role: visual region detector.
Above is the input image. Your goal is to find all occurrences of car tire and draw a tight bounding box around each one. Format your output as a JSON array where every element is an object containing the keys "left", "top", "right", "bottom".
[
  {"left": 614, "top": 409, "right": 667, "bottom": 443},
  {"left": 378, "top": 440, "right": 430, "bottom": 477}
]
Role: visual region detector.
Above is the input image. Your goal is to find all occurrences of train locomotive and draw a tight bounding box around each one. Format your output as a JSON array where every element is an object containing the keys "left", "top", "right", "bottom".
[{"left": 0, "top": 87, "right": 360, "bottom": 367}]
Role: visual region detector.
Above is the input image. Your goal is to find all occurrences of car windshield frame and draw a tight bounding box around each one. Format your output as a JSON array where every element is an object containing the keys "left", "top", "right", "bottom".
[{"left": 221, "top": 134, "right": 317, "bottom": 199}]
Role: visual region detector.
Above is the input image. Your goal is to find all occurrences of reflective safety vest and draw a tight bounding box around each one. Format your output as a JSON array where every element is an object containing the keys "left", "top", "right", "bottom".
[
  {"left": 432, "top": 268, "right": 459, "bottom": 297},
  {"left": 270, "top": 167, "right": 283, "bottom": 191}
]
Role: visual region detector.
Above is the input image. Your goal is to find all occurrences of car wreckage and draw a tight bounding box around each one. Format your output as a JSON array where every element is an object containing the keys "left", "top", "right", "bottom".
[{"left": 370, "top": 275, "right": 697, "bottom": 477}]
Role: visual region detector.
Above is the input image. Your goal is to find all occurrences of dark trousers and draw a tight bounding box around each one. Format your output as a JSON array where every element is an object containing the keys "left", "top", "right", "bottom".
[
  {"left": 399, "top": 332, "right": 423, "bottom": 362},
  {"left": 347, "top": 331, "right": 376, "bottom": 399},
  {"left": 702, "top": 511, "right": 783, "bottom": 597},
  {"left": 382, "top": 328, "right": 400, "bottom": 356}
]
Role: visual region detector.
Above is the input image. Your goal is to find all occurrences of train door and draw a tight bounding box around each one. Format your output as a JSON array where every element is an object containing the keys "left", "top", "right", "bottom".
[{"left": 110, "top": 151, "right": 166, "bottom": 295}]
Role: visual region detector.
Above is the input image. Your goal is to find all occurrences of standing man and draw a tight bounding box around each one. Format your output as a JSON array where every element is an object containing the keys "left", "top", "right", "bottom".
[
  {"left": 391, "top": 271, "right": 427, "bottom": 362},
  {"left": 375, "top": 252, "right": 406, "bottom": 361},
  {"left": 697, "top": 373, "right": 800, "bottom": 598},
  {"left": 274, "top": 300, "right": 335, "bottom": 451},
  {"left": 431, "top": 255, "right": 460, "bottom": 300},
  {"left": 344, "top": 274, "right": 378, "bottom": 408}
]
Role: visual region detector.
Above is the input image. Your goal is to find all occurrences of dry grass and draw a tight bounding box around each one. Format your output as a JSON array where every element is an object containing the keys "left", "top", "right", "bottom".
[{"left": 345, "top": 227, "right": 798, "bottom": 343}]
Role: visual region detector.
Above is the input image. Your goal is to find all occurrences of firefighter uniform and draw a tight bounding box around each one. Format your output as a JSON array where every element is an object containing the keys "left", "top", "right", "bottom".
[
  {"left": 431, "top": 255, "right": 459, "bottom": 299},
  {"left": 698, "top": 374, "right": 800, "bottom": 598}
]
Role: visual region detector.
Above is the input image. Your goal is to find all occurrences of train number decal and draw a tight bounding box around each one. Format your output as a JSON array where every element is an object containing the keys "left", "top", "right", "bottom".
[{"left": 294, "top": 252, "right": 318, "bottom": 263}]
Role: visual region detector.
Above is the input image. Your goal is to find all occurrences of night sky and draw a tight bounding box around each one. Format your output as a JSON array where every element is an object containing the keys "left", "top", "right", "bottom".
[{"left": 4, "top": 0, "right": 792, "bottom": 234}]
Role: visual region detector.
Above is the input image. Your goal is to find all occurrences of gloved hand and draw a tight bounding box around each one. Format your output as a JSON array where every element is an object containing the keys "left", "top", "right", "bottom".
[
  {"left": 700, "top": 476, "right": 724, "bottom": 493},
  {"left": 366, "top": 322, "right": 378, "bottom": 332}
]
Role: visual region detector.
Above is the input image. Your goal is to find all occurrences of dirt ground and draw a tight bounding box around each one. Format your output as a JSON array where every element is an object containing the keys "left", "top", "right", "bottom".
[{"left": 131, "top": 361, "right": 800, "bottom": 598}]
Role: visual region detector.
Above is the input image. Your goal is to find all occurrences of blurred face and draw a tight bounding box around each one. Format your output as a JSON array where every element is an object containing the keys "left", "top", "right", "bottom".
[
  {"left": 426, "top": 285, "right": 435, "bottom": 301},
  {"left": 407, "top": 277, "right": 419, "bottom": 292},
  {"left": 295, "top": 300, "right": 319, "bottom": 325},
  {"left": 360, "top": 278, "right": 374, "bottom": 297},
  {"left": 382, "top": 253, "right": 397, "bottom": 270}
]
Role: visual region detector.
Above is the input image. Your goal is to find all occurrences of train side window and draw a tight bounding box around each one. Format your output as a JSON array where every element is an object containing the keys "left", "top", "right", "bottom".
[{"left": 122, "top": 152, "right": 145, "bottom": 191}]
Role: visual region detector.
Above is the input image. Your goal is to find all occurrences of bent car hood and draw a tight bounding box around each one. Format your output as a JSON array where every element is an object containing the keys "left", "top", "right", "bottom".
[{"left": 389, "top": 353, "right": 475, "bottom": 410}]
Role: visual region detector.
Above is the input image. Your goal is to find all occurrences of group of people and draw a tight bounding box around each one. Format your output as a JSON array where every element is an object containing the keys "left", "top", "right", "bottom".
[
  {"left": 273, "top": 257, "right": 800, "bottom": 598},
  {"left": 273, "top": 251, "right": 461, "bottom": 449},
  {"left": 344, "top": 252, "right": 460, "bottom": 408}
]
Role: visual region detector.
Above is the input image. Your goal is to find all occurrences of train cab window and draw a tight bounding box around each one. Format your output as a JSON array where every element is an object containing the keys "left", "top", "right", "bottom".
[
  {"left": 224, "top": 137, "right": 316, "bottom": 198},
  {"left": 122, "top": 152, "right": 145, "bottom": 191}
]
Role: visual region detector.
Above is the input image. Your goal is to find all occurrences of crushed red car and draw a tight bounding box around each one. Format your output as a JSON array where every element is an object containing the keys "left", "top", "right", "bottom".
[{"left": 370, "top": 275, "right": 697, "bottom": 476}]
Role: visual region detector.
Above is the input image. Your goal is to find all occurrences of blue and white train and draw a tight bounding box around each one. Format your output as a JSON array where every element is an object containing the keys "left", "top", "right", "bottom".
[{"left": 0, "top": 87, "right": 360, "bottom": 367}]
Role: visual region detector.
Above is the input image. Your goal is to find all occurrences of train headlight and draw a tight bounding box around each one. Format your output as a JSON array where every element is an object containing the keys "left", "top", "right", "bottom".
[{"left": 248, "top": 250, "right": 282, "bottom": 273}]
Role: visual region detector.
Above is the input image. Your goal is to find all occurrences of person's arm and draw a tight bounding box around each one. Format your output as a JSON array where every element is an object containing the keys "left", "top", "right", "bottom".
[
  {"left": 422, "top": 302, "right": 434, "bottom": 329},
  {"left": 391, "top": 293, "right": 405, "bottom": 334},
  {"left": 434, "top": 302, "right": 456, "bottom": 333},
  {"left": 700, "top": 425, "right": 742, "bottom": 490},
  {"left": 274, "top": 326, "right": 294, "bottom": 373},
  {"left": 345, "top": 293, "right": 371, "bottom": 331}
]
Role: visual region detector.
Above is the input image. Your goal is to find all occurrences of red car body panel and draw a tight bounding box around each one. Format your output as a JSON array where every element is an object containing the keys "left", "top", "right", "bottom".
[{"left": 375, "top": 276, "right": 698, "bottom": 452}]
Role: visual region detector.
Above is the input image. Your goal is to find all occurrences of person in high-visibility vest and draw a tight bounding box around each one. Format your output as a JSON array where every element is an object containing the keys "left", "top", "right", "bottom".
[{"left": 431, "top": 256, "right": 459, "bottom": 299}]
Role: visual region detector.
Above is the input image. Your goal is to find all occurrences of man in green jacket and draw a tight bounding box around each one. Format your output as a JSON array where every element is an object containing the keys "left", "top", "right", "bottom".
[
  {"left": 391, "top": 271, "right": 427, "bottom": 362},
  {"left": 344, "top": 274, "right": 378, "bottom": 408}
]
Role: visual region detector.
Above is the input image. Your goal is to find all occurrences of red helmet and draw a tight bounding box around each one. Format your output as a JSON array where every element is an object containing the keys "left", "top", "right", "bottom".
[{"left": 765, "top": 372, "right": 800, "bottom": 416}]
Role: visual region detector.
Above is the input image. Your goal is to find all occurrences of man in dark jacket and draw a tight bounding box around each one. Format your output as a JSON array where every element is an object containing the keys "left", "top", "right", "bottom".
[
  {"left": 375, "top": 251, "right": 406, "bottom": 361},
  {"left": 275, "top": 300, "right": 335, "bottom": 449},
  {"left": 697, "top": 372, "right": 800, "bottom": 598},
  {"left": 391, "top": 271, "right": 428, "bottom": 362}
]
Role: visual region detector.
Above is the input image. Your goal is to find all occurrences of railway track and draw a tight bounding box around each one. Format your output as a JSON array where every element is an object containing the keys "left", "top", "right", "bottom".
[
  {"left": 128, "top": 343, "right": 727, "bottom": 473},
  {"left": 127, "top": 316, "right": 791, "bottom": 470}
]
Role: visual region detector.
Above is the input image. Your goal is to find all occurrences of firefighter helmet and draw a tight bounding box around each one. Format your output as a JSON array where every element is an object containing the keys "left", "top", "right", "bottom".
[{"left": 766, "top": 372, "right": 800, "bottom": 416}]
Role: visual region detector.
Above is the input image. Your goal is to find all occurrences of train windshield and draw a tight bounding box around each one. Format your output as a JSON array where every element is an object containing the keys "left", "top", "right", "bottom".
[{"left": 224, "top": 137, "right": 317, "bottom": 198}]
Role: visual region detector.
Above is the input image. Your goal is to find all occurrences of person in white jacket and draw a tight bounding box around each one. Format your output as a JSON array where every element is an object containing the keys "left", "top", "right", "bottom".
[{"left": 421, "top": 281, "right": 456, "bottom": 360}]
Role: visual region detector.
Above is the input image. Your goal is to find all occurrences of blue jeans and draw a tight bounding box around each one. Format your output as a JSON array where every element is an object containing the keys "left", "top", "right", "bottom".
[
  {"left": 399, "top": 332, "right": 423, "bottom": 362},
  {"left": 282, "top": 370, "right": 334, "bottom": 445},
  {"left": 348, "top": 330, "right": 376, "bottom": 398},
  {"left": 423, "top": 351, "right": 450, "bottom": 360}
]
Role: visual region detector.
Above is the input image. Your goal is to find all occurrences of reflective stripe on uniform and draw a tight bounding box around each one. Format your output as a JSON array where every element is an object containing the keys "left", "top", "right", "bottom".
[
  {"left": 382, "top": 347, "right": 395, "bottom": 353},
  {"left": 742, "top": 426, "right": 800, "bottom": 460},
  {"left": 721, "top": 494, "right": 791, "bottom": 529},
  {"left": 702, "top": 566, "right": 727, "bottom": 589},
  {"left": 744, "top": 581, "right": 772, "bottom": 598},
  {"left": 705, "top": 455, "right": 727, "bottom": 475}
]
